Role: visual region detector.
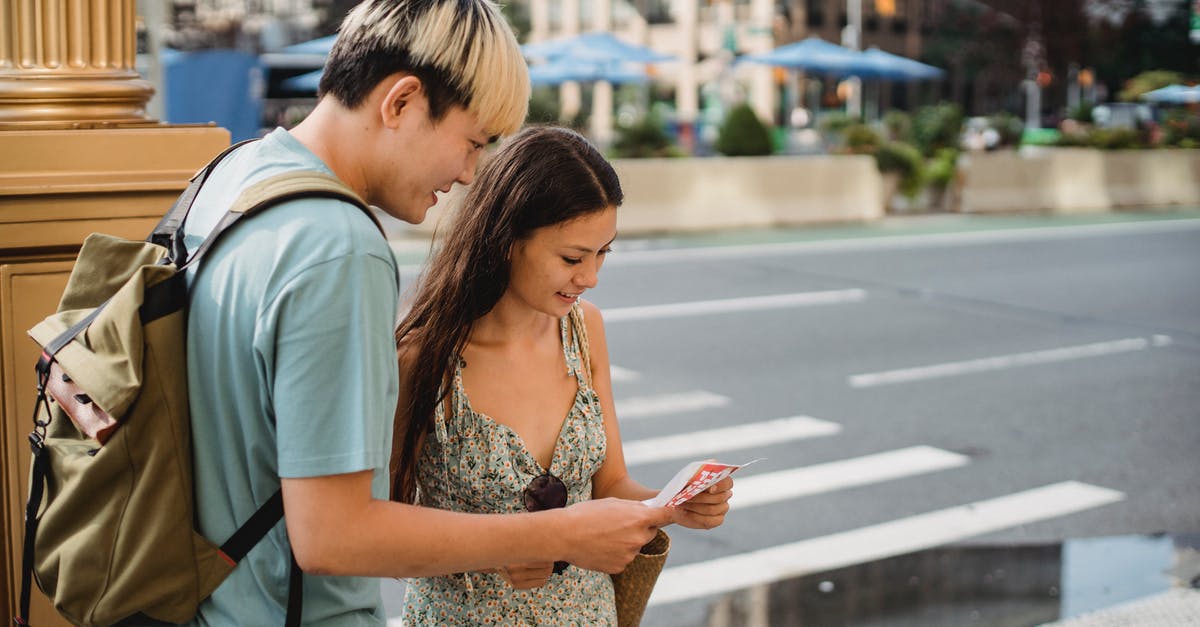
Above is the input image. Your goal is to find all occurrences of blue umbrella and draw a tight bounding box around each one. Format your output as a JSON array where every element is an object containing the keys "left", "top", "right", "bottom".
[
  {"left": 528, "top": 58, "right": 648, "bottom": 86},
  {"left": 1141, "top": 84, "right": 1200, "bottom": 105},
  {"left": 522, "top": 31, "right": 674, "bottom": 64},
  {"left": 280, "top": 35, "right": 337, "bottom": 56},
  {"left": 858, "top": 47, "right": 944, "bottom": 81},
  {"left": 282, "top": 68, "right": 324, "bottom": 91},
  {"left": 738, "top": 36, "right": 864, "bottom": 75}
]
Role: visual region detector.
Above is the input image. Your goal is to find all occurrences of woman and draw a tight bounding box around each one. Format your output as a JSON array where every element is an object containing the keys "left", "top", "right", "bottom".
[{"left": 392, "top": 126, "right": 733, "bottom": 624}]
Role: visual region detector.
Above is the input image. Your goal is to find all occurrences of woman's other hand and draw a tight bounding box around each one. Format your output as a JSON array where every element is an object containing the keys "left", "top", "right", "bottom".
[{"left": 671, "top": 477, "right": 733, "bottom": 530}]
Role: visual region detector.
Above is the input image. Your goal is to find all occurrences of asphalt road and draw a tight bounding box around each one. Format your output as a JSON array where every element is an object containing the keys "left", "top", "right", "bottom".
[{"left": 385, "top": 210, "right": 1200, "bottom": 626}]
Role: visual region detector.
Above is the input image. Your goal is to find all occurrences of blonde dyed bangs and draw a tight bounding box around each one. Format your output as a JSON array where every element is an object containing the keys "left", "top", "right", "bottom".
[{"left": 347, "top": 0, "right": 529, "bottom": 137}]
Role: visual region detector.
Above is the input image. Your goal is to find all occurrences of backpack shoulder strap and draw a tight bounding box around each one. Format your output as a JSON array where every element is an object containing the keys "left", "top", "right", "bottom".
[
  {"left": 150, "top": 139, "right": 257, "bottom": 259},
  {"left": 182, "top": 170, "right": 384, "bottom": 271}
]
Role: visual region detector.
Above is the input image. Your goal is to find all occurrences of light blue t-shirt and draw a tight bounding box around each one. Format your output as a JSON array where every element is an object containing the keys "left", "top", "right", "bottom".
[{"left": 181, "top": 129, "right": 398, "bottom": 626}]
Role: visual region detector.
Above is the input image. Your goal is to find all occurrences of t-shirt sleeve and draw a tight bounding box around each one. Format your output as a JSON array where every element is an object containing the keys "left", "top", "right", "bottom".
[{"left": 257, "top": 249, "right": 399, "bottom": 479}]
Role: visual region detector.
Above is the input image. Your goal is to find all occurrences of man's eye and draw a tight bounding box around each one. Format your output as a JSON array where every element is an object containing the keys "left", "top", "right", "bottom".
[
  {"left": 470, "top": 141, "right": 484, "bottom": 151},
  {"left": 598, "top": 247, "right": 612, "bottom": 256}
]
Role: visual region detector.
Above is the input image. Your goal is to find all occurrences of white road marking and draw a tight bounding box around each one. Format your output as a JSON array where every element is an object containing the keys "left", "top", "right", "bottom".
[
  {"left": 648, "top": 481, "right": 1125, "bottom": 606},
  {"left": 616, "top": 391, "right": 732, "bottom": 420},
  {"left": 848, "top": 336, "right": 1173, "bottom": 388},
  {"left": 603, "top": 219, "right": 1200, "bottom": 266},
  {"left": 623, "top": 416, "right": 842, "bottom": 466},
  {"left": 603, "top": 290, "right": 867, "bottom": 322},
  {"left": 728, "top": 446, "right": 969, "bottom": 510},
  {"left": 608, "top": 365, "right": 640, "bottom": 382}
]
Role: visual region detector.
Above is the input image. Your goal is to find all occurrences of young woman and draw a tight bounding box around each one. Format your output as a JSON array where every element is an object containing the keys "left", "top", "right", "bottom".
[{"left": 392, "top": 126, "right": 734, "bottom": 624}]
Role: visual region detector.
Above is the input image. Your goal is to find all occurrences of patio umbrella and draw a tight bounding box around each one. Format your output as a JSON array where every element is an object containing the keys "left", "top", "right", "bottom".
[
  {"left": 1141, "top": 84, "right": 1200, "bottom": 105},
  {"left": 858, "top": 47, "right": 944, "bottom": 81},
  {"left": 528, "top": 58, "right": 649, "bottom": 86},
  {"left": 737, "top": 36, "right": 863, "bottom": 75},
  {"left": 521, "top": 31, "right": 675, "bottom": 64},
  {"left": 282, "top": 68, "right": 323, "bottom": 91},
  {"left": 280, "top": 35, "right": 337, "bottom": 56}
]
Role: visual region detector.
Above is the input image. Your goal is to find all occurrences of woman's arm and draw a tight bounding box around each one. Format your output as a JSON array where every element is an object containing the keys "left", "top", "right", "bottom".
[{"left": 581, "top": 300, "right": 733, "bottom": 530}]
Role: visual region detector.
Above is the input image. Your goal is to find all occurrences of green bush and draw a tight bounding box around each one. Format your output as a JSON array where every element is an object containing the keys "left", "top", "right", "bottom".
[
  {"left": 875, "top": 141, "right": 925, "bottom": 199},
  {"left": 526, "top": 87, "right": 560, "bottom": 125},
  {"left": 843, "top": 123, "right": 882, "bottom": 154},
  {"left": 1118, "top": 70, "right": 1184, "bottom": 102},
  {"left": 715, "top": 103, "right": 774, "bottom": 156},
  {"left": 883, "top": 110, "right": 914, "bottom": 143},
  {"left": 611, "top": 114, "right": 681, "bottom": 158},
  {"left": 1068, "top": 101, "right": 1095, "bottom": 124},
  {"left": 912, "top": 103, "right": 964, "bottom": 157},
  {"left": 989, "top": 112, "right": 1024, "bottom": 148},
  {"left": 1088, "top": 128, "right": 1142, "bottom": 150},
  {"left": 1163, "top": 110, "right": 1200, "bottom": 147},
  {"left": 819, "top": 111, "right": 860, "bottom": 135},
  {"left": 925, "top": 148, "right": 959, "bottom": 191}
]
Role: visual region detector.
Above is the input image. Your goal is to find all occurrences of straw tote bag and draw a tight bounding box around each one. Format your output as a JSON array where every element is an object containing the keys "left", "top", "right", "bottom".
[{"left": 611, "top": 528, "right": 671, "bottom": 626}]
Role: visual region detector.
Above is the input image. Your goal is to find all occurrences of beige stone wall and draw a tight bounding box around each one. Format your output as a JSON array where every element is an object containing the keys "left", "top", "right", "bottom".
[
  {"left": 960, "top": 148, "right": 1200, "bottom": 214},
  {"left": 409, "top": 154, "right": 885, "bottom": 238}
]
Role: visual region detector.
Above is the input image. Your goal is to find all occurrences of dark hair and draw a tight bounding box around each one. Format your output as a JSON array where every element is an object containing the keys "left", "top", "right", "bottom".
[{"left": 391, "top": 126, "right": 623, "bottom": 503}]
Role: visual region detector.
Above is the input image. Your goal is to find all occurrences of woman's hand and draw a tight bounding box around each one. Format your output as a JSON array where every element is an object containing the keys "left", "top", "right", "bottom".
[
  {"left": 494, "top": 562, "right": 555, "bottom": 589},
  {"left": 671, "top": 477, "right": 733, "bottom": 530}
]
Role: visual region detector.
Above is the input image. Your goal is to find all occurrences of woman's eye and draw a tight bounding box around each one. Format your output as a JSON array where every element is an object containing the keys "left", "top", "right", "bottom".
[
  {"left": 598, "top": 247, "right": 612, "bottom": 256},
  {"left": 562, "top": 257, "right": 582, "bottom": 265}
]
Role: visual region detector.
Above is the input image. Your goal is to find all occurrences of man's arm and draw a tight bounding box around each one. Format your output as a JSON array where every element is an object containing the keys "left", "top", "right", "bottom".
[{"left": 281, "top": 472, "right": 672, "bottom": 578}]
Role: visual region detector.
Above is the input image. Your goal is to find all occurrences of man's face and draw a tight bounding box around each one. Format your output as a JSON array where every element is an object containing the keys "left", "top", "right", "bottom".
[{"left": 374, "top": 98, "right": 491, "bottom": 225}]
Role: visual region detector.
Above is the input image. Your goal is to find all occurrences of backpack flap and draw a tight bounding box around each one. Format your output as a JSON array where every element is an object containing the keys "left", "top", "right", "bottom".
[{"left": 29, "top": 234, "right": 178, "bottom": 427}]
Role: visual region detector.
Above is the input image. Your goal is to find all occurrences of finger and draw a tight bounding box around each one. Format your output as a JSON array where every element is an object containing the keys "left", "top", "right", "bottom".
[{"left": 707, "top": 477, "right": 734, "bottom": 494}]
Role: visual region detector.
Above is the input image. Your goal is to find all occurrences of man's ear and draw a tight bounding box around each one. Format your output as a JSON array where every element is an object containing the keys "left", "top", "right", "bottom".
[{"left": 379, "top": 74, "right": 425, "bottom": 130}]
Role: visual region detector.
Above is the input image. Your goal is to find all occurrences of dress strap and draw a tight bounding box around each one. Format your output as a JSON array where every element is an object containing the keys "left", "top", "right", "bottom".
[{"left": 562, "top": 302, "right": 593, "bottom": 387}]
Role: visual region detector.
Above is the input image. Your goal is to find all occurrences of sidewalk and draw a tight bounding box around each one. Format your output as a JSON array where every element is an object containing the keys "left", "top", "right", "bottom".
[{"left": 1039, "top": 587, "right": 1200, "bottom": 626}]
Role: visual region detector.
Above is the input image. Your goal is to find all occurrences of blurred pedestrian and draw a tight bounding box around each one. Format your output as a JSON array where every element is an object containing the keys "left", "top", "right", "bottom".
[{"left": 392, "top": 126, "right": 734, "bottom": 625}]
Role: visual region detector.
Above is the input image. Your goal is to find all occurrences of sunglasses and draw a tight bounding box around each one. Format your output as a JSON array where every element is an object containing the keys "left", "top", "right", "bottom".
[{"left": 523, "top": 473, "right": 570, "bottom": 574}]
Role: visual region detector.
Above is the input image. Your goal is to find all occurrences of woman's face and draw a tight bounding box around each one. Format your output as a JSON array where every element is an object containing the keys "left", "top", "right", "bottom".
[{"left": 507, "top": 206, "right": 618, "bottom": 317}]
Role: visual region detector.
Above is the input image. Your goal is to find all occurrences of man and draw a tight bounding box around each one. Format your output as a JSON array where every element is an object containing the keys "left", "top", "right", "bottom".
[{"left": 180, "top": 1, "right": 674, "bottom": 624}]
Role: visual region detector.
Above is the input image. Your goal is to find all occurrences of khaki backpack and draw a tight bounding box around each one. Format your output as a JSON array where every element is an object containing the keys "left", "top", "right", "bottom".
[{"left": 17, "top": 142, "right": 383, "bottom": 627}]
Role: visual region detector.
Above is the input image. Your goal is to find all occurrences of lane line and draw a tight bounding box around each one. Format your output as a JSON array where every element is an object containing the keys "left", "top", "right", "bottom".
[
  {"left": 609, "top": 365, "right": 640, "bottom": 382},
  {"left": 603, "top": 219, "right": 1200, "bottom": 266},
  {"left": 649, "top": 481, "right": 1125, "bottom": 606},
  {"left": 603, "top": 290, "right": 867, "bottom": 323},
  {"left": 624, "top": 416, "right": 841, "bottom": 466},
  {"left": 729, "top": 446, "right": 970, "bottom": 510},
  {"left": 848, "top": 335, "right": 1174, "bottom": 388},
  {"left": 616, "top": 391, "right": 732, "bottom": 420}
]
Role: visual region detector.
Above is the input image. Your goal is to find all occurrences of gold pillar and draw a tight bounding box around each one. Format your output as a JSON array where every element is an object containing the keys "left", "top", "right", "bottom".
[
  {"left": 0, "top": 0, "right": 155, "bottom": 128},
  {"left": 0, "top": 2, "right": 230, "bottom": 624}
]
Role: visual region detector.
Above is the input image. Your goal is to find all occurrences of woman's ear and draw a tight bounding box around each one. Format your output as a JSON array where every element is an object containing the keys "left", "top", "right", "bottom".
[{"left": 379, "top": 74, "right": 426, "bottom": 130}]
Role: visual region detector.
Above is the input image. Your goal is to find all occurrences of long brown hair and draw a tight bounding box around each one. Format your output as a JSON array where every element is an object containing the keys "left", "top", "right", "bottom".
[{"left": 392, "top": 126, "right": 623, "bottom": 502}]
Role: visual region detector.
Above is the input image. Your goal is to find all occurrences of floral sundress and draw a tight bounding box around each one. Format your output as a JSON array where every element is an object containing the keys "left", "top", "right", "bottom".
[{"left": 402, "top": 303, "right": 614, "bottom": 625}]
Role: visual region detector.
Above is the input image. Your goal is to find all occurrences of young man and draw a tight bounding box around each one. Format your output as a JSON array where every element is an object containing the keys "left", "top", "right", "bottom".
[{"left": 180, "top": 1, "right": 673, "bottom": 624}]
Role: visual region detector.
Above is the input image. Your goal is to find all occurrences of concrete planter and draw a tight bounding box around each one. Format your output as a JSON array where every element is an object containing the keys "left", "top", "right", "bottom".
[{"left": 959, "top": 148, "right": 1200, "bottom": 213}]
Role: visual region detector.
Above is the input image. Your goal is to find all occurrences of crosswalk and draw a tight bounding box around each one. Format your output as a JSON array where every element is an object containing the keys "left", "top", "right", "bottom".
[
  {"left": 596, "top": 287, "right": 1151, "bottom": 615},
  {"left": 612, "top": 352, "right": 1129, "bottom": 610}
]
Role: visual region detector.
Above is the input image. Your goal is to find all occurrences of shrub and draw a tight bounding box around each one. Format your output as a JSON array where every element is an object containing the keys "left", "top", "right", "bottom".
[
  {"left": 883, "top": 110, "right": 913, "bottom": 143},
  {"left": 611, "top": 114, "right": 681, "bottom": 158},
  {"left": 1088, "top": 128, "right": 1141, "bottom": 150},
  {"left": 912, "top": 103, "right": 964, "bottom": 157},
  {"left": 875, "top": 141, "right": 925, "bottom": 199},
  {"left": 989, "top": 112, "right": 1024, "bottom": 148},
  {"left": 1163, "top": 110, "right": 1200, "bottom": 147},
  {"left": 925, "top": 148, "right": 959, "bottom": 191},
  {"left": 526, "top": 87, "right": 560, "bottom": 125},
  {"left": 715, "top": 103, "right": 774, "bottom": 156},
  {"left": 843, "top": 123, "right": 882, "bottom": 154}
]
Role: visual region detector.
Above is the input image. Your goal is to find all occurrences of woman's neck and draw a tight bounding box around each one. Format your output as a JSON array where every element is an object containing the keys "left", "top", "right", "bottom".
[{"left": 469, "top": 295, "right": 559, "bottom": 348}]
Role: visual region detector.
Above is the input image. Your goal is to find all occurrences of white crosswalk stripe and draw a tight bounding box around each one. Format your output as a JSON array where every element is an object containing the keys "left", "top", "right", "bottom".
[
  {"left": 728, "top": 445, "right": 970, "bottom": 510},
  {"left": 602, "top": 290, "right": 867, "bottom": 322},
  {"left": 623, "top": 416, "right": 840, "bottom": 466},
  {"left": 649, "top": 481, "right": 1126, "bottom": 606},
  {"left": 616, "top": 390, "right": 732, "bottom": 420}
]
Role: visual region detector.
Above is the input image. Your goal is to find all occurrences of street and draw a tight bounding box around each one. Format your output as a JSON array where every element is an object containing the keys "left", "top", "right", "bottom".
[{"left": 385, "top": 211, "right": 1200, "bottom": 626}]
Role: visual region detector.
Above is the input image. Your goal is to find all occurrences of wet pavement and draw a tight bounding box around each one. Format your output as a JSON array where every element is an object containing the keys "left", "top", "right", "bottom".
[{"left": 700, "top": 534, "right": 1200, "bottom": 627}]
